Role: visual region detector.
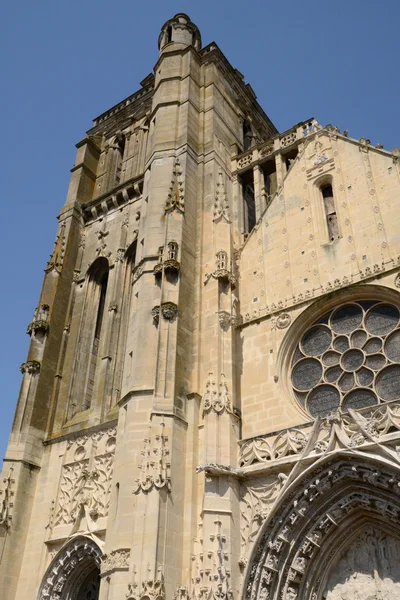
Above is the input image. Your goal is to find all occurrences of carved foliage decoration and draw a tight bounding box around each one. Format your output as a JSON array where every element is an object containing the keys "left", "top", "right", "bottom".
[
  {"left": 126, "top": 565, "right": 165, "bottom": 600},
  {"left": 46, "top": 221, "right": 66, "bottom": 273},
  {"left": 165, "top": 158, "right": 185, "bottom": 213},
  {"left": 213, "top": 169, "right": 231, "bottom": 223},
  {"left": 239, "top": 400, "right": 400, "bottom": 468},
  {"left": 239, "top": 428, "right": 308, "bottom": 467},
  {"left": 101, "top": 548, "right": 130, "bottom": 575},
  {"left": 0, "top": 466, "right": 14, "bottom": 529},
  {"left": 203, "top": 372, "right": 232, "bottom": 416},
  {"left": 133, "top": 421, "right": 171, "bottom": 494},
  {"left": 191, "top": 520, "right": 233, "bottom": 600},
  {"left": 53, "top": 427, "right": 116, "bottom": 527},
  {"left": 239, "top": 475, "right": 287, "bottom": 567},
  {"left": 245, "top": 457, "right": 400, "bottom": 600},
  {"left": 20, "top": 360, "right": 41, "bottom": 375}
]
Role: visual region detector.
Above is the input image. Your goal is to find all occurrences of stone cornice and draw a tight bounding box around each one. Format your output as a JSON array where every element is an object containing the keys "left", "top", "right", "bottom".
[
  {"left": 43, "top": 419, "right": 118, "bottom": 446},
  {"left": 90, "top": 76, "right": 154, "bottom": 129},
  {"left": 238, "top": 261, "right": 400, "bottom": 329},
  {"left": 81, "top": 174, "right": 144, "bottom": 223}
]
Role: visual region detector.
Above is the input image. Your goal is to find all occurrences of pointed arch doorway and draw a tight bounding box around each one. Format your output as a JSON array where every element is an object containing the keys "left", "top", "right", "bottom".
[{"left": 38, "top": 536, "right": 101, "bottom": 600}]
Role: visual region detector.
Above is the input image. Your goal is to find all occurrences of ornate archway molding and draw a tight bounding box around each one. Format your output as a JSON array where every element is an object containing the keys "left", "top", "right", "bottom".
[
  {"left": 243, "top": 452, "right": 400, "bottom": 600},
  {"left": 38, "top": 536, "right": 101, "bottom": 600}
]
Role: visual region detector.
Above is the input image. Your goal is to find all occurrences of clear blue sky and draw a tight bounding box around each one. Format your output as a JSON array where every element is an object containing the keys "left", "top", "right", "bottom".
[{"left": 1, "top": 0, "right": 399, "bottom": 460}]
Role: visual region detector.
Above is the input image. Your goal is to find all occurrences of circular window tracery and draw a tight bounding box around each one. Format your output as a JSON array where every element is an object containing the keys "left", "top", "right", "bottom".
[{"left": 291, "top": 300, "right": 400, "bottom": 417}]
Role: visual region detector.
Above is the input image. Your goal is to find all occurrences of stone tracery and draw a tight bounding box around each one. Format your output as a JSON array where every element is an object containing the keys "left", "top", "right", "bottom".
[
  {"left": 244, "top": 455, "right": 400, "bottom": 600},
  {"left": 291, "top": 300, "right": 400, "bottom": 417}
]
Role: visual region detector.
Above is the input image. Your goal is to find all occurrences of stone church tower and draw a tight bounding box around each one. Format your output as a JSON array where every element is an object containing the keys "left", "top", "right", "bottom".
[{"left": 2, "top": 13, "right": 400, "bottom": 600}]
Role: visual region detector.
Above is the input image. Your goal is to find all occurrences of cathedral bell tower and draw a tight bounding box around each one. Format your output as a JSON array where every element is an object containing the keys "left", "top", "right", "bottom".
[{"left": 0, "top": 12, "right": 274, "bottom": 600}]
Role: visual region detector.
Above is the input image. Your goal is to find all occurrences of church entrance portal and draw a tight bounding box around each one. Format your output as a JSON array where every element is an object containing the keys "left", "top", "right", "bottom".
[{"left": 37, "top": 537, "right": 101, "bottom": 600}]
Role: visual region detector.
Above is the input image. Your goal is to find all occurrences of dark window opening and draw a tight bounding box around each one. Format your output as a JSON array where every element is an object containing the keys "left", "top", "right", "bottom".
[
  {"left": 321, "top": 183, "right": 339, "bottom": 242},
  {"left": 82, "top": 258, "right": 109, "bottom": 412},
  {"left": 262, "top": 159, "right": 277, "bottom": 201},
  {"left": 166, "top": 26, "right": 172, "bottom": 43},
  {"left": 241, "top": 170, "right": 256, "bottom": 234},
  {"left": 94, "top": 272, "right": 108, "bottom": 339}
]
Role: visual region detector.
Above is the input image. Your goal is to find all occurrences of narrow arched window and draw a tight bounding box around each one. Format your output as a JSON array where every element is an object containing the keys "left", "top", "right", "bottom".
[
  {"left": 94, "top": 271, "right": 108, "bottom": 339},
  {"left": 321, "top": 183, "right": 339, "bottom": 242},
  {"left": 82, "top": 258, "right": 109, "bottom": 411}
]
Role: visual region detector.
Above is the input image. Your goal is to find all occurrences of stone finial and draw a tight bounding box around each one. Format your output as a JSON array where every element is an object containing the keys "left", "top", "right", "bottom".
[{"left": 213, "top": 169, "right": 231, "bottom": 223}]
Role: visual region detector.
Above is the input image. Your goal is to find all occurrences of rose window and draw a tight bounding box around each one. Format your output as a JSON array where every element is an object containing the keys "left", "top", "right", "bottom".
[{"left": 291, "top": 301, "right": 400, "bottom": 418}]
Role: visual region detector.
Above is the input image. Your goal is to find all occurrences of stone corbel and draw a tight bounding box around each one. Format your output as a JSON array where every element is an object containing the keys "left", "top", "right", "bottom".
[
  {"left": 196, "top": 463, "right": 239, "bottom": 477},
  {"left": 20, "top": 360, "right": 41, "bottom": 375},
  {"left": 161, "top": 302, "right": 178, "bottom": 322}
]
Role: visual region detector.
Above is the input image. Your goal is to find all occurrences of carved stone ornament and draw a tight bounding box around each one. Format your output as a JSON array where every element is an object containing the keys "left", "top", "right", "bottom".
[
  {"left": 133, "top": 421, "right": 171, "bottom": 494},
  {"left": 202, "top": 372, "right": 232, "bottom": 416},
  {"left": 172, "top": 585, "right": 189, "bottom": 600},
  {"left": 161, "top": 302, "right": 178, "bottom": 321},
  {"left": 20, "top": 360, "right": 41, "bottom": 375},
  {"left": 165, "top": 158, "right": 185, "bottom": 213},
  {"left": 0, "top": 466, "right": 14, "bottom": 529},
  {"left": 244, "top": 454, "right": 400, "bottom": 600},
  {"left": 239, "top": 474, "right": 287, "bottom": 566},
  {"left": 154, "top": 242, "right": 180, "bottom": 278},
  {"left": 395, "top": 273, "right": 400, "bottom": 289},
  {"left": 133, "top": 264, "right": 144, "bottom": 284},
  {"left": 127, "top": 565, "right": 166, "bottom": 600},
  {"left": 52, "top": 427, "right": 117, "bottom": 527},
  {"left": 27, "top": 303, "right": 50, "bottom": 335},
  {"left": 151, "top": 305, "right": 160, "bottom": 325},
  {"left": 218, "top": 310, "right": 232, "bottom": 331},
  {"left": 213, "top": 169, "right": 231, "bottom": 223},
  {"left": 46, "top": 221, "right": 66, "bottom": 273},
  {"left": 37, "top": 537, "right": 102, "bottom": 600},
  {"left": 101, "top": 548, "right": 130, "bottom": 575},
  {"left": 140, "top": 567, "right": 166, "bottom": 600},
  {"left": 191, "top": 520, "right": 233, "bottom": 600},
  {"left": 115, "top": 247, "right": 126, "bottom": 262},
  {"left": 313, "top": 139, "right": 328, "bottom": 166},
  {"left": 239, "top": 400, "right": 400, "bottom": 468},
  {"left": 204, "top": 251, "right": 237, "bottom": 289},
  {"left": 274, "top": 312, "right": 291, "bottom": 329}
]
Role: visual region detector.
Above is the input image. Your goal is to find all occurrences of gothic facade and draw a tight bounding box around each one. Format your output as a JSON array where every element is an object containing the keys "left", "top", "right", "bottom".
[{"left": 1, "top": 13, "right": 400, "bottom": 600}]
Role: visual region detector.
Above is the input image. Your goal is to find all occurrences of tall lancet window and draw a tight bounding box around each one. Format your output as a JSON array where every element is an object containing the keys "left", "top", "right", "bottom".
[{"left": 82, "top": 257, "right": 109, "bottom": 411}]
